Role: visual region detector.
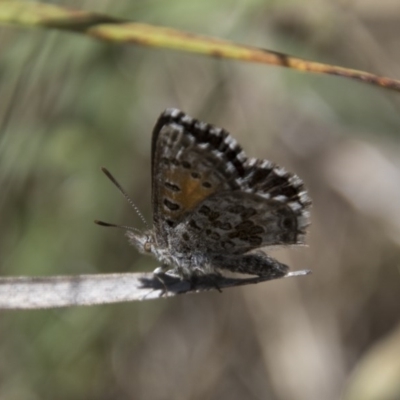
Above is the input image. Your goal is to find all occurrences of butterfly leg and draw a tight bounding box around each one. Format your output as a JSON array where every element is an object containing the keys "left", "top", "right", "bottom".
[
  {"left": 205, "top": 275, "right": 223, "bottom": 293},
  {"left": 213, "top": 251, "right": 289, "bottom": 278},
  {"left": 154, "top": 265, "right": 223, "bottom": 293},
  {"left": 153, "top": 264, "right": 169, "bottom": 275},
  {"left": 153, "top": 264, "right": 177, "bottom": 297}
]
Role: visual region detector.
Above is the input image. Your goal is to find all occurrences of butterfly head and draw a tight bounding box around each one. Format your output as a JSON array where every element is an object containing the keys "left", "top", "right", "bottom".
[
  {"left": 126, "top": 227, "right": 177, "bottom": 267},
  {"left": 126, "top": 229, "right": 156, "bottom": 255}
]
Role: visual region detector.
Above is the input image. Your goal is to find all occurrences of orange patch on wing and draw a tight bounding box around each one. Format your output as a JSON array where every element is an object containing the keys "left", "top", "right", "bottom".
[{"left": 165, "top": 168, "right": 215, "bottom": 214}]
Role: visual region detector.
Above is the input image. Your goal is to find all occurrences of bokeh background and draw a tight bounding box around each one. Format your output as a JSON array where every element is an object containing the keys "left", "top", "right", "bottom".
[{"left": 1, "top": 1, "right": 400, "bottom": 399}]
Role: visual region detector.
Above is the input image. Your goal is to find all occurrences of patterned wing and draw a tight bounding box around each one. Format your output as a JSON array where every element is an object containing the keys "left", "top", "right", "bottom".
[
  {"left": 175, "top": 158, "right": 311, "bottom": 255},
  {"left": 151, "top": 108, "right": 249, "bottom": 246}
]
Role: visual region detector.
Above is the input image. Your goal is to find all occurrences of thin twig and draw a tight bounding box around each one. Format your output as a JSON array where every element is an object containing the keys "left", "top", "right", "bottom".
[
  {"left": 0, "top": 2, "right": 399, "bottom": 92},
  {"left": 0, "top": 270, "right": 311, "bottom": 309}
]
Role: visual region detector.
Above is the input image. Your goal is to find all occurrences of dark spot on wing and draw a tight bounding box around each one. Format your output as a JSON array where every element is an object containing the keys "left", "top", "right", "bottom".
[
  {"left": 235, "top": 220, "right": 254, "bottom": 230},
  {"left": 226, "top": 148, "right": 240, "bottom": 161},
  {"left": 228, "top": 231, "right": 240, "bottom": 239},
  {"left": 199, "top": 205, "right": 211, "bottom": 216},
  {"left": 238, "top": 231, "right": 250, "bottom": 240},
  {"left": 261, "top": 175, "right": 288, "bottom": 191},
  {"left": 166, "top": 219, "right": 175, "bottom": 227},
  {"left": 218, "top": 141, "right": 229, "bottom": 153},
  {"left": 182, "top": 232, "right": 190, "bottom": 241},
  {"left": 221, "top": 240, "right": 235, "bottom": 250},
  {"left": 182, "top": 161, "right": 191, "bottom": 169},
  {"left": 245, "top": 167, "right": 273, "bottom": 187},
  {"left": 193, "top": 123, "right": 209, "bottom": 142},
  {"left": 248, "top": 225, "right": 264, "bottom": 235},
  {"left": 208, "top": 211, "right": 220, "bottom": 221},
  {"left": 170, "top": 129, "right": 179, "bottom": 142},
  {"left": 202, "top": 181, "right": 212, "bottom": 188},
  {"left": 227, "top": 205, "right": 245, "bottom": 213},
  {"left": 282, "top": 216, "right": 296, "bottom": 230},
  {"left": 163, "top": 199, "right": 180, "bottom": 211},
  {"left": 270, "top": 184, "right": 300, "bottom": 198},
  {"left": 189, "top": 219, "right": 201, "bottom": 231},
  {"left": 279, "top": 232, "right": 296, "bottom": 243},
  {"left": 191, "top": 172, "right": 200, "bottom": 179},
  {"left": 164, "top": 182, "right": 181, "bottom": 192},
  {"left": 232, "top": 159, "right": 245, "bottom": 176},
  {"left": 209, "top": 134, "right": 223, "bottom": 148},
  {"left": 212, "top": 221, "right": 232, "bottom": 230}
]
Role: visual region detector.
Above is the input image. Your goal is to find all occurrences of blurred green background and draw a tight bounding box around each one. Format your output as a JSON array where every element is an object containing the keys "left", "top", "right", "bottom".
[{"left": 1, "top": 1, "right": 400, "bottom": 399}]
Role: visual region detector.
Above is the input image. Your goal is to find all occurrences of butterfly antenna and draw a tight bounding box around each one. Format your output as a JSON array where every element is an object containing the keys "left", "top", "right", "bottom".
[
  {"left": 94, "top": 220, "right": 141, "bottom": 234},
  {"left": 100, "top": 167, "right": 150, "bottom": 230}
]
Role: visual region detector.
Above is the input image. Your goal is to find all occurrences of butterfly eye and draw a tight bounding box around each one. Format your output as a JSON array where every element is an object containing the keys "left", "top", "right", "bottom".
[{"left": 144, "top": 241, "right": 152, "bottom": 253}]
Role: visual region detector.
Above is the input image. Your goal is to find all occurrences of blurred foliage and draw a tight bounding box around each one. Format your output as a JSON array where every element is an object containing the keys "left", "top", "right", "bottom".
[{"left": 1, "top": 1, "right": 400, "bottom": 399}]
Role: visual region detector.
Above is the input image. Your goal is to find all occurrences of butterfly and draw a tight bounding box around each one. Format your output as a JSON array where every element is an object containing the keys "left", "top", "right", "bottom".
[{"left": 96, "top": 108, "right": 311, "bottom": 281}]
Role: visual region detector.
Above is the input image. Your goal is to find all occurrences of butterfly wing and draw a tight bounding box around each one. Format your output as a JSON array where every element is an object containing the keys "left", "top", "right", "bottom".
[
  {"left": 151, "top": 108, "right": 248, "bottom": 246},
  {"left": 151, "top": 109, "right": 310, "bottom": 253},
  {"left": 179, "top": 159, "right": 310, "bottom": 255}
]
